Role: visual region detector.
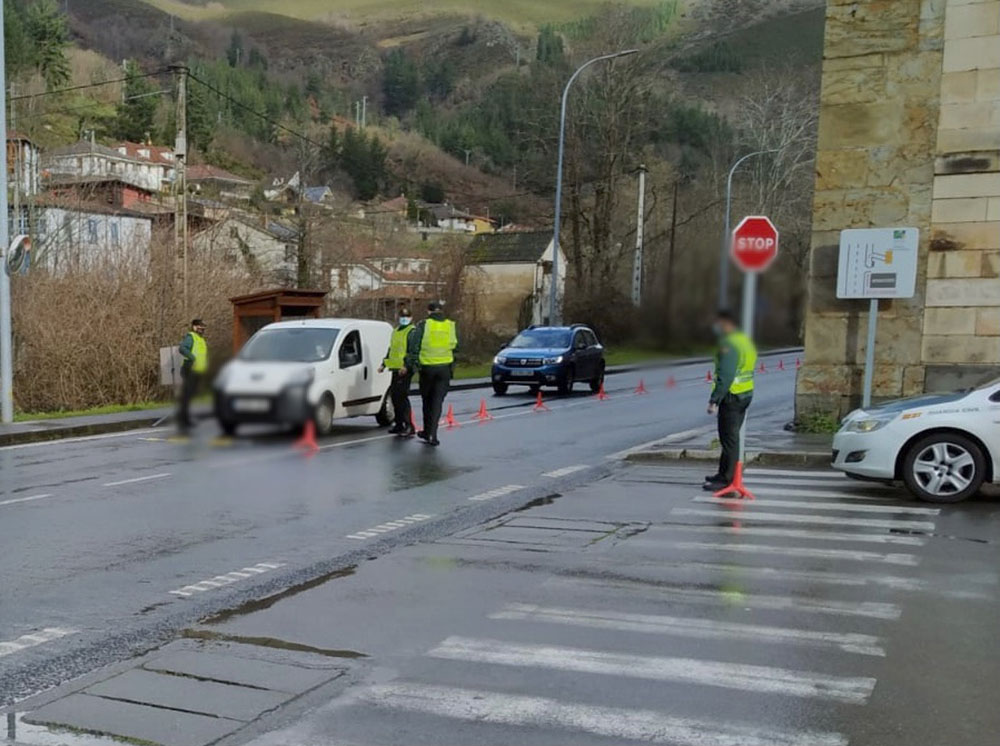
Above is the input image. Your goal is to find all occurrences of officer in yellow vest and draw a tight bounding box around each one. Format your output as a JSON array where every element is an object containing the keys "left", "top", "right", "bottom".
[
  {"left": 379, "top": 305, "right": 416, "bottom": 436},
  {"left": 704, "top": 309, "right": 757, "bottom": 490},
  {"left": 405, "top": 300, "right": 458, "bottom": 447},
  {"left": 177, "top": 318, "right": 208, "bottom": 432}
]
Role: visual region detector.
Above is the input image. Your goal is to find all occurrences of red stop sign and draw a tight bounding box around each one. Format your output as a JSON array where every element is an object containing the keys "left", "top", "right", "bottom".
[{"left": 731, "top": 215, "right": 779, "bottom": 272}]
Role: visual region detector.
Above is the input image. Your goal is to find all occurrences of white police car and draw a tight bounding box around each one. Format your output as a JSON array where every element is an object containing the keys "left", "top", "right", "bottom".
[{"left": 832, "top": 373, "right": 1000, "bottom": 503}]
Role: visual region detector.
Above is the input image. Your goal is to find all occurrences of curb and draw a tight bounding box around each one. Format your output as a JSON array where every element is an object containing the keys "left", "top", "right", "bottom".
[
  {"left": 1, "top": 347, "right": 803, "bottom": 448},
  {"left": 627, "top": 448, "right": 831, "bottom": 469}
]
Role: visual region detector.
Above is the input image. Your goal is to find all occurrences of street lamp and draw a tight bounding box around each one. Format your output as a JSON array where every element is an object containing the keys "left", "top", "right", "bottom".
[
  {"left": 717, "top": 148, "right": 780, "bottom": 311},
  {"left": 549, "top": 48, "right": 639, "bottom": 326}
]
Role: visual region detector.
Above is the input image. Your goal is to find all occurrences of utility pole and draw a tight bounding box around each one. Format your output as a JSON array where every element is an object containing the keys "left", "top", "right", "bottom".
[
  {"left": 0, "top": 3, "right": 13, "bottom": 423},
  {"left": 631, "top": 164, "right": 646, "bottom": 308},
  {"left": 361, "top": 95, "right": 367, "bottom": 129},
  {"left": 354, "top": 100, "right": 360, "bottom": 128},
  {"left": 171, "top": 65, "right": 189, "bottom": 319},
  {"left": 665, "top": 179, "right": 679, "bottom": 336},
  {"left": 10, "top": 83, "right": 19, "bottom": 239}
]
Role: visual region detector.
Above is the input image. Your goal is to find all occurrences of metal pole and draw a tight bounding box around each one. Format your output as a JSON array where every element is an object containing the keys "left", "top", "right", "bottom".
[
  {"left": 172, "top": 66, "right": 189, "bottom": 319},
  {"left": 862, "top": 298, "right": 878, "bottom": 408},
  {"left": 550, "top": 49, "right": 638, "bottom": 326},
  {"left": 0, "top": 3, "right": 14, "bottom": 424},
  {"left": 737, "top": 270, "right": 757, "bottom": 463},
  {"left": 631, "top": 164, "right": 646, "bottom": 307},
  {"left": 718, "top": 149, "right": 779, "bottom": 310}
]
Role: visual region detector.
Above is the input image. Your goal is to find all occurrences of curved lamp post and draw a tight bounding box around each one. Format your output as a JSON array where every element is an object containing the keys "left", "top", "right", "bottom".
[{"left": 549, "top": 49, "right": 639, "bottom": 325}]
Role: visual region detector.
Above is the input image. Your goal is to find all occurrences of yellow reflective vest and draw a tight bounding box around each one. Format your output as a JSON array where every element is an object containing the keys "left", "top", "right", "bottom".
[
  {"left": 189, "top": 332, "right": 208, "bottom": 374},
  {"left": 419, "top": 318, "right": 457, "bottom": 366},
  {"left": 384, "top": 325, "right": 414, "bottom": 370},
  {"left": 726, "top": 331, "right": 757, "bottom": 395}
]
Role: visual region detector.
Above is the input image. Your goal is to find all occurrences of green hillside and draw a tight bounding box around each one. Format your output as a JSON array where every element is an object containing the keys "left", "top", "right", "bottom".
[{"left": 144, "top": 0, "right": 669, "bottom": 27}]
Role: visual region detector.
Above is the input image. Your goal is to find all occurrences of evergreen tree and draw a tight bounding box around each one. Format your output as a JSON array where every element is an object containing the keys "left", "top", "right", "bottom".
[
  {"left": 227, "top": 31, "right": 244, "bottom": 67},
  {"left": 341, "top": 128, "right": 387, "bottom": 201},
  {"left": 113, "top": 61, "right": 159, "bottom": 142},
  {"left": 248, "top": 47, "right": 268, "bottom": 71},
  {"left": 536, "top": 25, "right": 564, "bottom": 66},
  {"left": 24, "top": 0, "right": 70, "bottom": 89},
  {"left": 322, "top": 124, "right": 340, "bottom": 174},
  {"left": 382, "top": 49, "right": 420, "bottom": 117}
]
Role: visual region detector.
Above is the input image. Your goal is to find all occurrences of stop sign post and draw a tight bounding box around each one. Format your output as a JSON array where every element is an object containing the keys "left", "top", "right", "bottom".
[{"left": 729, "top": 216, "right": 778, "bottom": 490}]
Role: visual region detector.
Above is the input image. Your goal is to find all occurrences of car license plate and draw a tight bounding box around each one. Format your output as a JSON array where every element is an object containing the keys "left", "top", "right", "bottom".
[
  {"left": 511, "top": 370, "right": 534, "bottom": 377},
  {"left": 232, "top": 398, "right": 269, "bottom": 413}
]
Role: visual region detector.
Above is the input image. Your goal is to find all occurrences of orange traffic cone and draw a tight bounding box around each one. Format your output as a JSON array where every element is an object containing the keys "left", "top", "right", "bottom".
[
  {"left": 705, "top": 370, "right": 714, "bottom": 383},
  {"left": 758, "top": 361, "right": 767, "bottom": 373},
  {"left": 472, "top": 398, "right": 493, "bottom": 421},
  {"left": 441, "top": 403, "right": 460, "bottom": 429},
  {"left": 666, "top": 375, "right": 677, "bottom": 389},
  {"left": 597, "top": 382, "right": 610, "bottom": 400},
  {"left": 294, "top": 419, "right": 319, "bottom": 453},
  {"left": 796, "top": 357, "right": 802, "bottom": 369},
  {"left": 713, "top": 461, "right": 755, "bottom": 500},
  {"left": 778, "top": 359, "right": 785, "bottom": 371},
  {"left": 533, "top": 390, "right": 551, "bottom": 412},
  {"left": 408, "top": 408, "right": 420, "bottom": 435},
  {"left": 634, "top": 379, "right": 649, "bottom": 395}
]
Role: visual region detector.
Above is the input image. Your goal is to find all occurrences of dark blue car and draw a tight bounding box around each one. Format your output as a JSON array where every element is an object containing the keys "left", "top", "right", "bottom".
[{"left": 491, "top": 325, "right": 606, "bottom": 396}]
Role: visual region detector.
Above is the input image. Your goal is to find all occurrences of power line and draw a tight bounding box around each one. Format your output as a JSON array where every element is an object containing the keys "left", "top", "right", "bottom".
[
  {"left": 10, "top": 69, "right": 169, "bottom": 102},
  {"left": 187, "top": 72, "right": 326, "bottom": 150}
]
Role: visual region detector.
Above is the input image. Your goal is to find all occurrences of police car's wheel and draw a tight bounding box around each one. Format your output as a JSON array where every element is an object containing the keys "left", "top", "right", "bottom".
[
  {"left": 902, "top": 432, "right": 985, "bottom": 503},
  {"left": 375, "top": 392, "right": 394, "bottom": 427},
  {"left": 314, "top": 394, "right": 336, "bottom": 437}
]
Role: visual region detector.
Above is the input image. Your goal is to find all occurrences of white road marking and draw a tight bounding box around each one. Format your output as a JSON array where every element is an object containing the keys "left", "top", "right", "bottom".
[
  {"left": 554, "top": 577, "right": 901, "bottom": 619},
  {"left": 542, "top": 465, "right": 588, "bottom": 478},
  {"left": 346, "top": 514, "right": 433, "bottom": 540},
  {"left": 0, "top": 493, "right": 53, "bottom": 508},
  {"left": 651, "top": 523, "right": 926, "bottom": 546},
  {"left": 745, "top": 477, "right": 890, "bottom": 490},
  {"left": 0, "top": 428, "right": 161, "bottom": 451},
  {"left": 468, "top": 484, "right": 524, "bottom": 502},
  {"left": 739, "top": 486, "right": 917, "bottom": 502},
  {"left": 644, "top": 561, "right": 927, "bottom": 591},
  {"left": 748, "top": 468, "right": 844, "bottom": 478},
  {"left": 428, "top": 637, "right": 877, "bottom": 704},
  {"left": 672, "top": 507, "right": 936, "bottom": 531},
  {"left": 102, "top": 473, "right": 171, "bottom": 487},
  {"left": 658, "top": 540, "right": 918, "bottom": 566},
  {"left": 606, "top": 425, "right": 716, "bottom": 460},
  {"left": 361, "top": 682, "right": 849, "bottom": 746},
  {"left": 492, "top": 604, "right": 885, "bottom": 656},
  {"left": 0, "top": 628, "right": 77, "bottom": 658},
  {"left": 169, "top": 562, "right": 284, "bottom": 597},
  {"left": 693, "top": 495, "right": 940, "bottom": 516}
]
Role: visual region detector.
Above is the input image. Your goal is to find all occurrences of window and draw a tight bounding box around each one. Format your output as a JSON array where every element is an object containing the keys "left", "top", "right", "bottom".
[
  {"left": 37, "top": 218, "right": 47, "bottom": 236},
  {"left": 110, "top": 223, "right": 120, "bottom": 246},
  {"left": 230, "top": 226, "right": 240, "bottom": 239},
  {"left": 87, "top": 219, "right": 98, "bottom": 243},
  {"left": 240, "top": 327, "right": 340, "bottom": 363},
  {"left": 583, "top": 330, "right": 599, "bottom": 347},
  {"left": 510, "top": 329, "right": 571, "bottom": 349},
  {"left": 338, "top": 330, "right": 363, "bottom": 369},
  {"left": 573, "top": 332, "right": 587, "bottom": 351}
]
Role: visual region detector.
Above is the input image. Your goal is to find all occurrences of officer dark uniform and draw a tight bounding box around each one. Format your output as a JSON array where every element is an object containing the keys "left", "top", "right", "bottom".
[
  {"left": 704, "top": 310, "right": 757, "bottom": 490},
  {"left": 380, "top": 308, "right": 416, "bottom": 436},
  {"left": 177, "top": 318, "right": 208, "bottom": 432},
  {"left": 406, "top": 301, "right": 457, "bottom": 447}
]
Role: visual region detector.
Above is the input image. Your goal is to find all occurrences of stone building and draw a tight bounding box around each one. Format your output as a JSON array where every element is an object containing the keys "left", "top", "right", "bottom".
[{"left": 797, "top": 0, "right": 1000, "bottom": 416}]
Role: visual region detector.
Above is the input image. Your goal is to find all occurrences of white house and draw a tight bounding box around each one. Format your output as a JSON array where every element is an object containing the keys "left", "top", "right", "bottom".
[
  {"left": 191, "top": 216, "right": 298, "bottom": 284},
  {"left": 43, "top": 139, "right": 174, "bottom": 195},
  {"left": 32, "top": 204, "right": 153, "bottom": 271},
  {"left": 329, "top": 255, "right": 441, "bottom": 302},
  {"left": 465, "top": 230, "right": 567, "bottom": 334}
]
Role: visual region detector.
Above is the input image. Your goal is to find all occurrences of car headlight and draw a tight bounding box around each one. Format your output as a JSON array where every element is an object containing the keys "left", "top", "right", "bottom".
[
  {"left": 494, "top": 355, "right": 507, "bottom": 365},
  {"left": 543, "top": 355, "right": 564, "bottom": 365},
  {"left": 844, "top": 414, "right": 895, "bottom": 433}
]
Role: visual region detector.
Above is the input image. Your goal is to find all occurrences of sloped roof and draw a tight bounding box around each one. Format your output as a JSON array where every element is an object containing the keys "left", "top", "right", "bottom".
[
  {"left": 466, "top": 230, "right": 551, "bottom": 265},
  {"left": 303, "top": 186, "right": 332, "bottom": 203},
  {"left": 187, "top": 164, "right": 251, "bottom": 184},
  {"left": 114, "top": 141, "right": 174, "bottom": 164},
  {"left": 48, "top": 141, "right": 122, "bottom": 159}
]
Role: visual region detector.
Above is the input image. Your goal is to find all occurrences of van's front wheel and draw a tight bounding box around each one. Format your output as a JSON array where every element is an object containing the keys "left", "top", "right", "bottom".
[
  {"left": 376, "top": 391, "right": 394, "bottom": 427},
  {"left": 313, "top": 394, "right": 336, "bottom": 437}
]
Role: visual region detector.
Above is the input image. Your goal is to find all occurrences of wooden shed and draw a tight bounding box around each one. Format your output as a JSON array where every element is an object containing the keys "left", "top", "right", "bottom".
[{"left": 229, "top": 288, "right": 328, "bottom": 354}]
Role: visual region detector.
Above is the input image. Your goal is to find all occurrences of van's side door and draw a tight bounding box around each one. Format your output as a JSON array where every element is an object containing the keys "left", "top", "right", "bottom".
[{"left": 337, "top": 328, "right": 371, "bottom": 415}]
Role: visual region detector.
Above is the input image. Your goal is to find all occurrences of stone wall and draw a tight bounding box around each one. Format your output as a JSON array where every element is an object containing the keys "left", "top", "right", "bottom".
[{"left": 797, "top": 0, "right": 1000, "bottom": 416}]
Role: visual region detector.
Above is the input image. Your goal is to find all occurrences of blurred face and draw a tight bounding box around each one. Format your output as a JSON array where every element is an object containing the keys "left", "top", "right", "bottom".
[
  {"left": 195, "top": 324, "right": 206, "bottom": 335},
  {"left": 712, "top": 318, "right": 734, "bottom": 337},
  {"left": 399, "top": 309, "right": 412, "bottom": 326}
]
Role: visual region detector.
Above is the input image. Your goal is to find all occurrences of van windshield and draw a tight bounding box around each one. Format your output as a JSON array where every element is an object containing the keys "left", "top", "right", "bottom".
[
  {"left": 509, "top": 329, "right": 571, "bottom": 349},
  {"left": 241, "top": 328, "right": 340, "bottom": 363}
]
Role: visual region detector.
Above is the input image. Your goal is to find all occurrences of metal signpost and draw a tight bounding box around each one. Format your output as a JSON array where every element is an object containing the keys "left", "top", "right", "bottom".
[
  {"left": 0, "top": 3, "right": 13, "bottom": 424},
  {"left": 730, "top": 216, "right": 779, "bottom": 489},
  {"left": 836, "top": 227, "right": 919, "bottom": 408}
]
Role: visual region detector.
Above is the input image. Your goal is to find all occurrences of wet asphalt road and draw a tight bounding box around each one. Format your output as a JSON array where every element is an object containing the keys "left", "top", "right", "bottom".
[{"left": 0, "top": 356, "right": 796, "bottom": 704}]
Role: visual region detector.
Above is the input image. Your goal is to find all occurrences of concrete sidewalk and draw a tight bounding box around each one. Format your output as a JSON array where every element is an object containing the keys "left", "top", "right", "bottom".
[
  {"left": 0, "top": 348, "right": 804, "bottom": 447},
  {"left": 625, "top": 402, "right": 834, "bottom": 468}
]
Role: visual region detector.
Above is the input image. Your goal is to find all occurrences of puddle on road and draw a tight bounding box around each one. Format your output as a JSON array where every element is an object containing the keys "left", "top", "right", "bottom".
[
  {"left": 514, "top": 493, "right": 562, "bottom": 512},
  {"left": 201, "top": 566, "right": 357, "bottom": 625},
  {"left": 5, "top": 713, "right": 134, "bottom": 746},
  {"left": 387, "top": 462, "right": 475, "bottom": 491},
  {"left": 182, "top": 629, "right": 367, "bottom": 659}
]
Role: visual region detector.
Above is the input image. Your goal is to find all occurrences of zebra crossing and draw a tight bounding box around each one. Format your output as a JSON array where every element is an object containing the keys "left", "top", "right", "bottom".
[{"left": 311, "top": 467, "right": 942, "bottom": 744}]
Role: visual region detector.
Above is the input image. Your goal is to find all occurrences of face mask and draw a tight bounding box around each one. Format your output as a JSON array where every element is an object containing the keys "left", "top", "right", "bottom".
[{"left": 399, "top": 317, "right": 412, "bottom": 327}]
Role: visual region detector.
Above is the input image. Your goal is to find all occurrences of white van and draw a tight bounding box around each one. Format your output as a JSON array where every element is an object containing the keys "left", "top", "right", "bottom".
[{"left": 213, "top": 318, "right": 395, "bottom": 436}]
